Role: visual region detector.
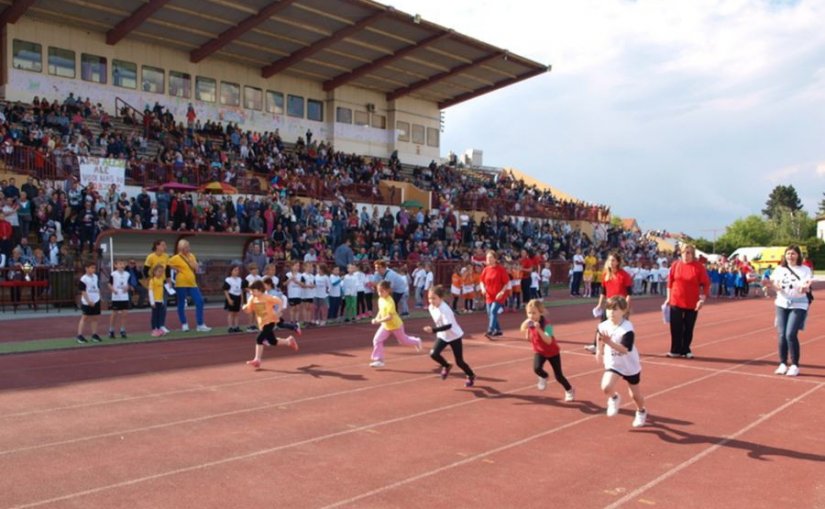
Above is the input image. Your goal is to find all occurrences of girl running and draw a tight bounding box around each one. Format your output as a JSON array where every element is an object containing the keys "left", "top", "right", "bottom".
[
  {"left": 520, "top": 299, "right": 574, "bottom": 401},
  {"left": 242, "top": 280, "right": 299, "bottom": 369},
  {"left": 369, "top": 281, "right": 423, "bottom": 367},
  {"left": 423, "top": 285, "right": 476, "bottom": 387},
  {"left": 595, "top": 296, "right": 647, "bottom": 427}
]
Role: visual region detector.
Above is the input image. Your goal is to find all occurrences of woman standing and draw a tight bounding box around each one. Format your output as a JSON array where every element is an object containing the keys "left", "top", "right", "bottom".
[
  {"left": 586, "top": 252, "right": 633, "bottom": 353},
  {"left": 770, "top": 245, "right": 812, "bottom": 377},
  {"left": 480, "top": 250, "right": 510, "bottom": 339},
  {"left": 665, "top": 244, "right": 710, "bottom": 358},
  {"left": 168, "top": 239, "right": 211, "bottom": 332}
]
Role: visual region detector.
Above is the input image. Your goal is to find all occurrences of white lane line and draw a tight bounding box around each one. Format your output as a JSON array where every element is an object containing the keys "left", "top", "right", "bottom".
[{"left": 602, "top": 382, "right": 825, "bottom": 509}]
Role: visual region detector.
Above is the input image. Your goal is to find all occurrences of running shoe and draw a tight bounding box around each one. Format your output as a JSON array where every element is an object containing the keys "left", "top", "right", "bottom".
[
  {"left": 440, "top": 365, "right": 452, "bottom": 380},
  {"left": 632, "top": 410, "right": 648, "bottom": 428},
  {"left": 606, "top": 394, "right": 621, "bottom": 417}
]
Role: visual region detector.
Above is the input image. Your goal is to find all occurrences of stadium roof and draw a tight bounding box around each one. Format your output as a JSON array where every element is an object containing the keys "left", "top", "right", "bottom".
[{"left": 2, "top": 0, "right": 550, "bottom": 109}]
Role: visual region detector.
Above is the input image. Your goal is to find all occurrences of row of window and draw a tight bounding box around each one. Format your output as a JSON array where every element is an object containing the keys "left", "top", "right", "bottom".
[
  {"left": 11, "top": 40, "right": 322, "bottom": 120},
  {"left": 11, "top": 39, "right": 440, "bottom": 145}
]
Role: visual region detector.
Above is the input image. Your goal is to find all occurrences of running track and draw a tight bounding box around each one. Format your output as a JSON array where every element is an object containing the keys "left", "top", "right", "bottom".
[{"left": 0, "top": 294, "right": 823, "bottom": 508}]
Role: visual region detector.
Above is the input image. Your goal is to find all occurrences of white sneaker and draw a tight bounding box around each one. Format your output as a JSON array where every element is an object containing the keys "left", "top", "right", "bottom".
[
  {"left": 181, "top": 323, "right": 190, "bottom": 332},
  {"left": 196, "top": 325, "right": 212, "bottom": 332},
  {"left": 606, "top": 394, "right": 621, "bottom": 417},
  {"left": 584, "top": 344, "right": 596, "bottom": 353},
  {"left": 786, "top": 365, "right": 800, "bottom": 377},
  {"left": 369, "top": 360, "right": 385, "bottom": 368},
  {"left": 632, "top": 410, "right": 648, "bottom": 428},
  {"left": 774, "top": 363, "right": 788, "bottom": 375},
  {"left": 161, "top": 326, "right": 170, "bottom": 334},
  {"left": 537, "top": 376, "right": 548, "bottom": 391},
  {"left": 564, "top": 388, "right": 576, "bottom": 402}
]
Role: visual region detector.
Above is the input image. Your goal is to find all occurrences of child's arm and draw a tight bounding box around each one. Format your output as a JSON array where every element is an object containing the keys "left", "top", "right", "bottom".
[
  {"left": 149, "top": 286, "right": 156, "bottom": 307},
  {"left": 536, "top": 324, "right": 555, "bottom": 345},
  {"left": 598, "top": 330, "right": 630, "bottom": 354},
  {"left": 242, "top": 296, "right": 254, "bottom": 313}
]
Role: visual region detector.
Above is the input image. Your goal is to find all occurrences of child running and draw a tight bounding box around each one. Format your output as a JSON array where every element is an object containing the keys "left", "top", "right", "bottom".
[
  {"left": 77, "top": 262, "right": 102, "bottom": 343},
  {"left": 108, "top": 259, "right": 131, "bottom": 339},
  {"left": 596, "top": 296, "right": 647, "bottom": 427},
  {"left": 242, "top": 280, "right": 299, "bottom": 369},
  {"left": 369, "top": 280, "right": 423, "bottom": 367},
  {"left": 520, "top": 299, "right": 574, "bottom": 401},
  {"left": 263, "top": 277, "right": 301, "bottom": 335},
  {"left": 423, "top": 285, "right": 476, "bottom": 387},
  {"left": 148, "top": 264, "right": 167, "bottom": 337}
]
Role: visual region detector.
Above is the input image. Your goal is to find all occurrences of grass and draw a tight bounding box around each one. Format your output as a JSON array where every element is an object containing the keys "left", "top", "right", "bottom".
[{"left": 0, "top": 293, "right": 656, "bottom": 356}]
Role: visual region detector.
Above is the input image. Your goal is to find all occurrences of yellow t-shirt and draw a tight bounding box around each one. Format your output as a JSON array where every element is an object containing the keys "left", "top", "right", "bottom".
[
  {"left": 150, "top": 276, "right": 165, "bottom": 303},
  {"left": 378, "top": 295, "right": 402, "bottom": 331},
  {"left": 144, "top": 252, "right": 170, "bottom": 273},
  {"left": 584, "top": 255, "right": 598, "bottom": 272},
  {"left": 168, "top": 253, "right": 199, "bottom": 288}
]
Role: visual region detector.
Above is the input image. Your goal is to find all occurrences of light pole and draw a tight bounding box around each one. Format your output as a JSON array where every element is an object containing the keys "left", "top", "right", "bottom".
[{"left": 701, "top": 228, "right": 721, "bottom": 254}]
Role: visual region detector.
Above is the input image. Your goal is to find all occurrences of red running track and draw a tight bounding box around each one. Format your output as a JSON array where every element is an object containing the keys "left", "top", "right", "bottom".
[{"left": 0, "top": 294, "right": 823, "bottom": 508}]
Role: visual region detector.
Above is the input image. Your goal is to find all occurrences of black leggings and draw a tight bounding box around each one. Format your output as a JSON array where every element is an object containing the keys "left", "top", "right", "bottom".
[
  {"left": 669, "top": 305, "right": 698, "bottom": 355},
  {"left": 430, "top": 337, "right": 475, "bottom": 377},
  {"left": 533, "top": 353, "right": 572, "bottom": 391},
  {"left": 256, "top": 323, "right": 277, "bottom": 345},
  {"left": 277, "top": 318, "right": 298, "bottom": 331},
  {"left": 357, "top": 291, "right": 367, "bottom": 314}
]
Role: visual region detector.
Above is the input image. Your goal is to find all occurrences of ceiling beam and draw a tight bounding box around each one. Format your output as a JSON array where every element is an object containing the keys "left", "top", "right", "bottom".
[
  {"left": 0, "top": 0, "right": 36, "bottom": 27},
  {"left": 386, "top": 51, "right": 506, "bottom": 102},
  {"left": 323, "top": 30, "right": 452, "bottom": 92},
  {"left": 261, "top": 8, "right": 388, "bottom": 79},
  {"left": 106, "top": 0, "right": 171, "bottom": 45},
  {"left": 190, "top": 0, "right": 298, "bottom": 63},
  {"left": 438, "top": 65, "right": 550, "bottom": 109}
]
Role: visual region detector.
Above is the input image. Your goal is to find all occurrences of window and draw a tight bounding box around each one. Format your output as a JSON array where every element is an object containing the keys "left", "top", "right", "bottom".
[
  {"left": 81, "top": 54, "right": 107, "bottom": 84},
  {"left": 196, "top": 76, "right": 216, "bottom": 102},
  {"left": 307, "top": 99, "right": 323, "bottom": 121},
  {"left": 220, "top": 81, "right": 240, "bottom": 106},
  {"left": 287, "top": 94, "right": 304, "bottom": 118},
  {"left": 396, "top": 121, "right": 410, "bottom": 142},
  {"left": 48, "top": 47, "right": 75, "bottom": 78},
  {"left": 336, "top": 107, "right": 352, "bottom": 124},
  {"left": 244, "top": 86, "right": 262, "bottom": 110},
  {"left": 266, "top": 91, "right": 284, "bottom": 114},
  {"left": 169, "top": 71, "right": 191, "bottom": 98},
  {"left": 142, "top": 66, "right": 164, "bottom": 94},
  {"left": 112, "top": 60, "right": 137, "bottom": 89},
  {"left": 12, "top": 40, "right": 42, "bottom": 72},
  {"left": 427, "top": 127, "right": 439, "bottom": 147},
  {"left": 371, "top": 114, "right": 386, "bottom": 129},
  {"left": 354, "top": 111, "right": 369, "bottom": 126},
  {"left": 411, "top": 124, "right": 425, "bottom": 145}
]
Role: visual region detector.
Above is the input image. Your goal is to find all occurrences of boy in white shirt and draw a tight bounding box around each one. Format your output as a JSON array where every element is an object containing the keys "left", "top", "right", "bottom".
[
  {"left": 540, "top": 262, "right": 552, "bottom": 299},
  {"left": 77, "top": 262, "right": 102, "bottom": 343},
  {"left": 108, "top": 259, "right": 132, "bottom": 339}
]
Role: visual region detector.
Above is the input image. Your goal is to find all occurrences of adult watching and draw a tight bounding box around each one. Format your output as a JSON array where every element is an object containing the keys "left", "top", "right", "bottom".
[
  {"left": 373, "top": 260, "right": 405, "bottom": 307},
  {"left": 769, "top": 245, "right": 812, "bottom": 377},
  {"left": 665, "top": 244, "right": 710, "bottom": 358},
  {"left": 334, "top": 239, "right": 355, "bottom": 272},
  {"left": 167, "top": 239, "right": 211, "bottom": 332},
  {"left": 480, "top": 250, "right": 510, "bottom": 339}
]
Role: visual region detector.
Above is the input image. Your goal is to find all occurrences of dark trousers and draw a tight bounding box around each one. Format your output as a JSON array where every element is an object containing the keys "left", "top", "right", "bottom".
[
  {"left": 151, "top": 303, "right": 166, "bottom": 330},
  {"left": 669, "top": 305, "right": 698, "bottom": 355},
  {"left": 328, "top": 296, "right": 342, "bottom": 319},
  {"left": 571, "top": 271, "right": 583, "bottom": 295},
  {"left": 357, "top": 291, "right": 367, "bottom": 315},
  {"left": 430, "top": 337, "right": 474, "bottom": 377},
  {"left": 533, "top": 353, "right": 572, "bottom": 391}
]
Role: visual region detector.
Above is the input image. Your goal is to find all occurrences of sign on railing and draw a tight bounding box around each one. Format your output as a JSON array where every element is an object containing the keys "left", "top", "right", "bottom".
[{"left": 78, "top": 157, "right": 126, "bottom": 189}]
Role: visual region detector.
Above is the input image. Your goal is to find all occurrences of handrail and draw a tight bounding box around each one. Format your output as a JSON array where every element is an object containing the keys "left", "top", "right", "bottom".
[{"left": 115, "top": 97, "right": 145, "bottom": 123}]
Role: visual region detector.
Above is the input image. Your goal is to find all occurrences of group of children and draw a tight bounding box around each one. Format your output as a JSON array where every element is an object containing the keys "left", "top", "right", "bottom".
[{"left": 75, "top": 259, "right": 647, "bottom": 428}]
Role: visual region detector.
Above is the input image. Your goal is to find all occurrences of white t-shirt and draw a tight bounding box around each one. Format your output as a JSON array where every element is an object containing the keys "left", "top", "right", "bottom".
[
  {"left": 573, "top": 254, "right": 585, "bottom": 273},
  {"left": 598, "top": 319, "right": 640, "bottom": 376},
  {"left": 79, "top": 273, "right": 101, "bottom": 305},
  {"left": 342, "top": 273, "right": 358, "bottom": 296},
  {"left": 354, "top": 271, "right": 366, "bottom": 292},
  {"left": 530, "top": 271, "right": 540, "bottom": 289},
  {"left": 423, "top": 271, "right": 434, "bottom": 291},
  {"left": 771, "top": 265, "right": 812, "bottom": 311},
  {"left": 223, "top": 276, "right": 243, "bottom": 296},
  {"left": 110, "top": 270, "right": 131, "bottom": 302},
  {"left": 245, "top": 274, "right": 262, "bottom": 293},
  {"left": 541, "top": 268, "right": 552, "bottom": 284},
  {"left": 314, "top": 274, "right": 330, "bottom": 298},
  {"left": 413, "top": 268, "right": 426, "bottom": 289},
  {"left": 329, "top": 274, "right": 342, "bottom": 298},
  {"left": 301, "top": 272, "right": 315, "bottom": 299},
  {"left": 429, "top": 301, "right": 464, "bottom": 342},
  {"left": 286, "top": 271, "right": 303, "bottom": 299}
]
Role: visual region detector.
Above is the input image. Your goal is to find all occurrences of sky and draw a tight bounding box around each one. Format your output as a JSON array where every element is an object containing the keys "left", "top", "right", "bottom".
[{"left": 389, "top": 0, "right": 825, "bottom": 238}]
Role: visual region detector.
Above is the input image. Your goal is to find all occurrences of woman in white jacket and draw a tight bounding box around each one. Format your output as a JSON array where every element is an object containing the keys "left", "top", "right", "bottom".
[
  {"left": 770, "top": 245, "right": 813, "bottom": 377},
  {"left": 423, "top": 285, "right": 476, "bottom": 387}
]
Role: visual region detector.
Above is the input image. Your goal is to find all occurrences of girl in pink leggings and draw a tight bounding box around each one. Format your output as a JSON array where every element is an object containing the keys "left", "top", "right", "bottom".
[{"left": 369, "top": 281, "right": 422, "bottom": 367}]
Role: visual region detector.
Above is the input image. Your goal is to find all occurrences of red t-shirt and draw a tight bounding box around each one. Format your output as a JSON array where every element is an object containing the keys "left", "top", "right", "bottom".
[
  {"left": 602, "top": 269, "right": 633, "bottom": 297},
  {"left": 529, "top": 319, "right": 560, "bottom": 357},
  {"left": 667, "top": 260, "right": 710, "bottom": 309},
  {"left": 481, "top": 264, "right": 510, "bottom": 304}
]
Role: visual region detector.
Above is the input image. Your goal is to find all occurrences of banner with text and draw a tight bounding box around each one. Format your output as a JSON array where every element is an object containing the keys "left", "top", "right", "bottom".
[{"left": 79, "top": 157, "right": 126, "bottom": 189}]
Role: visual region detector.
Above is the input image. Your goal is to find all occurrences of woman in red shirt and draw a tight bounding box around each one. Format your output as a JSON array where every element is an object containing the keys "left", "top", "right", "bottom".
[
  {"left": 586, "top": 252, "right": 633, "bottom": 353},
  {"left": 666, "top": 245, "right": 710, "bottom": 358},
  {"left": 480, "top": 250, "right": 510, "bottom": 338}
]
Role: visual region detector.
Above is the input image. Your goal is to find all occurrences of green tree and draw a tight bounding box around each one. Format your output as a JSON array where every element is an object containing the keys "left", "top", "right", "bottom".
[
  {"left": 763, "top": 185, "right": 802, "bottom": 220},
  {"left": 769, "top": 208, "right": 815, "bottom": 244},
  {"left": 715, "top": 215, "right": 772, "bottom": 254}
]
